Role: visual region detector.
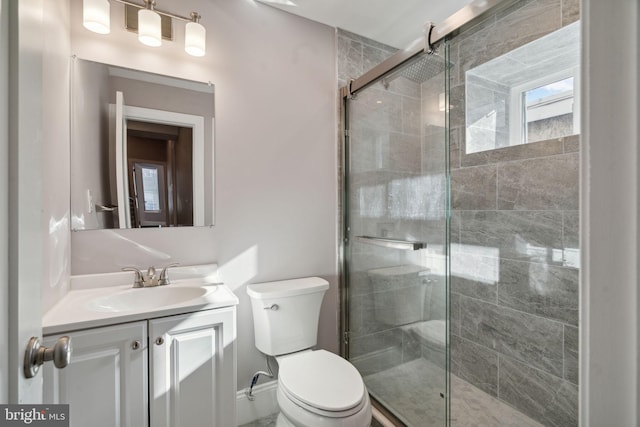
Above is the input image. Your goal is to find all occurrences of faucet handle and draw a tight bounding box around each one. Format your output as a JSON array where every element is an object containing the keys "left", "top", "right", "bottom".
[
  {"left": 146, "top": 266, "right": 157, "bottom": 280},
  {"left": 122, "top": 267, "right": 144, "bottom": 288},
  {"left": 159, "top": 263, "right": 179, "bottom": 286}
]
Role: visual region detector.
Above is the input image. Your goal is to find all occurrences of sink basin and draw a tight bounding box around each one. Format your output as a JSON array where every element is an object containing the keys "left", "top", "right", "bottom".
[{"left": 87, "top": 286, "right": 207, "bottom": 313}]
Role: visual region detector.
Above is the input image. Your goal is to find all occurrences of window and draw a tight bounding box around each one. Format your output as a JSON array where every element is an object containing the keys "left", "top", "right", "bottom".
[
  {"left": 510, "top": 68, "right": 580, "bottom": 145},
  {"left": 464, "top": 22, "right": 580, "bottom": 154},
  {"left": 141, "top": 166, "right": 160, "bottom": 211}
]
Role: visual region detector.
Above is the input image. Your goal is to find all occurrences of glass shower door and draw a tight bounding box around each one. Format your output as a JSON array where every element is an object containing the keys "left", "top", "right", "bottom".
[{"left": 343, "top": 51, "right": 449, "bottom": 426}]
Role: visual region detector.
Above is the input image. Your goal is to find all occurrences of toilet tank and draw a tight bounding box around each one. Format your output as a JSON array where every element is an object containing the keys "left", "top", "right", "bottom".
[{"left": 247, "top": 277, "right": 329, "bottom": 356}]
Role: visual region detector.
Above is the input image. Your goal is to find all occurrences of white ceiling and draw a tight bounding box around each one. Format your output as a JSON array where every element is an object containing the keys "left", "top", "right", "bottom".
[{"left": 255, "top": 0, "right": 472, "bottom": 49}]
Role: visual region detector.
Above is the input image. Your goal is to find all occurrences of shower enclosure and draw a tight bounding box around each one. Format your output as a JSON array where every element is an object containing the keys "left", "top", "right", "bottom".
[
  {"left": 340, "top": 0, "right": 580, "bottom": 425},
  {"left": 341, "top": 34, "right": 451, "bottom": 426}
]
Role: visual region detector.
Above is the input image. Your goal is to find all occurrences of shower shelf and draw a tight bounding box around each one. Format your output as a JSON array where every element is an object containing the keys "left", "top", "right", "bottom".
[{"left": 353, "top": 236, "right": 426, "bottom": 251}]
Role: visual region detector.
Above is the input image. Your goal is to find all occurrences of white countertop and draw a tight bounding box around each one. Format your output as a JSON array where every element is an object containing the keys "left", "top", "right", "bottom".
[{"left": 43, "top": 264, "right": 239, "bottom": 336}]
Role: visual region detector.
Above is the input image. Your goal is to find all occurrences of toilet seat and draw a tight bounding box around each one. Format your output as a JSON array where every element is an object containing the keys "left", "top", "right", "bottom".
[{"left": 278, "top": 350, "right": 366, "bottom": 417}]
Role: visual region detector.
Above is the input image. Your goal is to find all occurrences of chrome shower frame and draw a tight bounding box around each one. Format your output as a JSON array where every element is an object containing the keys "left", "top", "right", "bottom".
[{"left": 339, "top": 0, "right": 511, "bottom": 100}]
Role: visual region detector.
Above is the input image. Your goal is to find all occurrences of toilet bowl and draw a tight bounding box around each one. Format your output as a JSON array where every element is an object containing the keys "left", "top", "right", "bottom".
[
  {"left": 276, "top": 350, "right": 371, "bottom": 426},
  {"left": 247, "top": 277, "right": 372, "bottom": 427}
]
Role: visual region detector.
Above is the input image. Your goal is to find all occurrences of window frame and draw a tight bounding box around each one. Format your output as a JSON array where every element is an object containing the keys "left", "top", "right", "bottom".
[{"left": 509, "top": 66, "right": 581, "bottom": 145}]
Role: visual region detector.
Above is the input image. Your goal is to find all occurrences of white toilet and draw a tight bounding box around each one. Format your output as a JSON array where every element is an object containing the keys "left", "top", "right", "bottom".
[{"left": 247, "top": 277, "right": 372, "bottom": 427}]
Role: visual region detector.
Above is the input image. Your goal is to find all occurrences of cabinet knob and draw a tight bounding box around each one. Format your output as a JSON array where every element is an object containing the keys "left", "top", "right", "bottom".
[
  {"left": 155, "top": 337, "right": 164, "bottom": 346},
  {"left": 132, "top": 340, "right": 141, "bottom": 350}
]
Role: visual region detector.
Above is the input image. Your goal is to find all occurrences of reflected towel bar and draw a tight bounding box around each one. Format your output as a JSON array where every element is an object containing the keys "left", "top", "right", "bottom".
[
  {"left": 95, "top": 204, "right": 118, "bottom": 213},
  {"left": 354, "top": 236, "right": 426, "bottom": 251}
]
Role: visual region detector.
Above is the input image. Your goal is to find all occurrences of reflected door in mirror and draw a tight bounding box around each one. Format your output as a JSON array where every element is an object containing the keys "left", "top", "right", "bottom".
[{"left": 126, "top": 121, "right": 193, "bottom": 227}]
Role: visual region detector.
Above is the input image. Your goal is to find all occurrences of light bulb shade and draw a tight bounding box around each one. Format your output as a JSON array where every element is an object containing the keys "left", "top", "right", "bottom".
[
  {"left": 185, "top": 22, "right": 206, "bottom": 57},
  {"left": 83, "top": 0, "right": 110, "bottom": 34},
  {"left": 138, "top": 8, "right": 162, "bottom": 47}
]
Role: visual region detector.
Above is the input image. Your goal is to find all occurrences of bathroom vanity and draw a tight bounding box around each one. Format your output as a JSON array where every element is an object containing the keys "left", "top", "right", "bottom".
[{"left": 42, "top": 264, "right": 238, "bottom": 427}]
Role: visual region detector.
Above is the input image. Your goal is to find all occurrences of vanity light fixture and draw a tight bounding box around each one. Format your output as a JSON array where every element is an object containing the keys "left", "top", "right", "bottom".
[
  {"left": 82, "top": 0, "right": 111, "bottom": 34},
  {"left": 137, "top": 0, "right": 162, "bottom": 47},
  {"left": 82, "top": 0, "right": 206, "bottom": 56},
  {"left": 184, "top": 13, "right": 206, "bottom": 57}
]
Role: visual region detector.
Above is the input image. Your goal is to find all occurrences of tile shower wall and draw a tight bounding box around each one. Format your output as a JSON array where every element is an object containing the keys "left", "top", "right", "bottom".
[
  {"left": 448, "top": 0, "right": 579, "bottom": 425},
  {"left": 337, "top": 30, "right": 397, "bottom": 88}
]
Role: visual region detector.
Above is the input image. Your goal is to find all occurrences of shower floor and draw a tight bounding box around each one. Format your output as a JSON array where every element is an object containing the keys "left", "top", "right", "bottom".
[{"left": 364, "top": 358, "right": 543, "bottom": 427}]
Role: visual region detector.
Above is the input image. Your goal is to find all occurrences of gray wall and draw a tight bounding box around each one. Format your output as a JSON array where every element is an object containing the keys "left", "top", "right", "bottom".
[{"left": 448, "top": 0, "right": 580, "bottom": 425}]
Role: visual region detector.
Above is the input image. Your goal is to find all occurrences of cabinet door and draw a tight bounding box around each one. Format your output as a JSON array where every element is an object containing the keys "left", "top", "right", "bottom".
[
  {"left": 149, "top": 306, "right": 236, "bottom": 427},
  {"left": 43, "top": 322, "right": 148, "bottom": 427}
]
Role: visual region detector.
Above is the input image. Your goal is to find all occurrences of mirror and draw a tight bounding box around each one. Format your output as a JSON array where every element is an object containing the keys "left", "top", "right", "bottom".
[
  {"left": 465, "top": 21, "right": 580, "bottom": 154},
  {"left": 70, "top": 58, "right": 215, "bottom": 230}
]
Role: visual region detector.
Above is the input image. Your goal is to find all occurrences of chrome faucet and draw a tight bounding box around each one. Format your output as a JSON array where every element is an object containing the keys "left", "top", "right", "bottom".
[
  {"left": 123, "top": 263, "right": 179, "bottom": 288},
  {"left": 158, "top": 263, "right": 179, "bottom": 286}
]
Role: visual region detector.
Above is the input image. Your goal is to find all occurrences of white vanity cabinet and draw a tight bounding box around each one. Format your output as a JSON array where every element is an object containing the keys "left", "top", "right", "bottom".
[
  {"left": 43, "top": 306, "right": 236, "bottom": 427},
  {"left": 149, "top": 307, "right": 236, "bottom": 427},
  {"left": 43, "top": 321, "right": 149, "bottom": 427}
]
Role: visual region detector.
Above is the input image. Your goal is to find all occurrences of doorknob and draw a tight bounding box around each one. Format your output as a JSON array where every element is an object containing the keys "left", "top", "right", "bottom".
[{"left": 24, "top": 336, "right": 72, "bottom": 379}]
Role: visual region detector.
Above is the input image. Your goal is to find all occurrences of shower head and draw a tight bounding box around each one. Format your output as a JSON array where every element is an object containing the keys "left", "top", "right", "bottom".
[{"left": 382, "top": 52, "right": 451, "bottom": 87}]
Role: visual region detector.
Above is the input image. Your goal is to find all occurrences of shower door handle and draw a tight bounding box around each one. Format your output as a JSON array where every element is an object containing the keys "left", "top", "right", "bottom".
[{"left": 354, "top": 236, "right": 426, "bottom": 251}]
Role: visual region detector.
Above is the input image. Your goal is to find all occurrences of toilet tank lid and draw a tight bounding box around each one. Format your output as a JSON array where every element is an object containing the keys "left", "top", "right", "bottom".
[{"left": 247, "top": 277, "right": 329, "bottom": 299}]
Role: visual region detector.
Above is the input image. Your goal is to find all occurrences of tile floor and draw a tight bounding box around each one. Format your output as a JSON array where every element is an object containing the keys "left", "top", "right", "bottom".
[{"left": 366, "top": 358, "right": 543, "bottom": 427}]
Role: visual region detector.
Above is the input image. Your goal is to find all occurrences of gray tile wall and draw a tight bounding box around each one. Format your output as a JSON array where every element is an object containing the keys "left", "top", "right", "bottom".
[
  {"left": 337, "top": 29, "right": 397, "bottom": 88},
  {"left": 448, "top": 0, "right": 579, "bottom": 425}
]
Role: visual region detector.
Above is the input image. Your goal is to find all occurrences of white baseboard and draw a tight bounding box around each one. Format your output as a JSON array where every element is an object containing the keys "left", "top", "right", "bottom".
[{"left": 236, "top": 380, "right": 279, "bottom": 426}]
